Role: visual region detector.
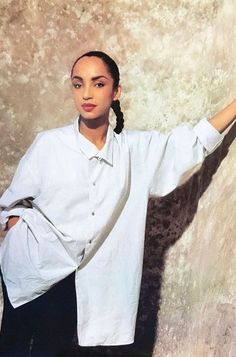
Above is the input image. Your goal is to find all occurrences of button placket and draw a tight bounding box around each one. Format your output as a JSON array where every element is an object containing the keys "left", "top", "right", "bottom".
[
  {"left": 87, "top": 156, "right": 103, "bottom": 246},
  {"left": 88, "top": 158, "right": 98, "bottom": 245},
  {"left": 90, "top": 177, "right": 96, "bottom": 217},
  {"left": 90, "top": 156, "right": 102, "bottom": 216},
  {"left": 96, "top": 156, "right": 103, "bottom": 165}
]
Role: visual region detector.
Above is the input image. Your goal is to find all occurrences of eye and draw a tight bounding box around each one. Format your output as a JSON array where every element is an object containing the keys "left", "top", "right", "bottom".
[
  {"left": 95, "top": 82, "right": 105, "bottom": 88},
  {"left": 73, "top": 83, "right": 82, "bottom": 89}
]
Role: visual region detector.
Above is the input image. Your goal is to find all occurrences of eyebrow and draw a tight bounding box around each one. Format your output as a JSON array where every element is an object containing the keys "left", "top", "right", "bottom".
[{"left": 71, "top": 75, "right": 109, "bottom": 81}]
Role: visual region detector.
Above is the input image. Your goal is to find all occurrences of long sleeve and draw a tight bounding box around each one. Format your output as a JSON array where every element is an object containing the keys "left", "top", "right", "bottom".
[
  {"left": 0, "top": 134, "right": 42, "bottom": 230},
  {"left": 146, "top": 118, "right": 224, "bottom": 197},
  {"left": 0, "top": 130, "right": 81, "bottom": 307}
]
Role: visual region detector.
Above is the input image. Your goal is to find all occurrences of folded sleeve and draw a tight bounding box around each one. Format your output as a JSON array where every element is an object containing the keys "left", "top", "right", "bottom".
[
  {"left": 147, "top": 118, "right": 224, "bottom": 197},
  {"left": 0, "top": 133, "right": 43, "bottom": 230}
]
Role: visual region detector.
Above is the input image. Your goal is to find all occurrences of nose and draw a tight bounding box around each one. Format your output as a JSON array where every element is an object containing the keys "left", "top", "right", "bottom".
[{"left": 82, "top": 85, "right": 93, "bottom": 100}]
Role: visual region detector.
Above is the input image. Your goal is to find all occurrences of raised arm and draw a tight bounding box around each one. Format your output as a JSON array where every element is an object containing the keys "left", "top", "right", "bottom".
[{"left": 208, "top": 99, "right": 236, "bottom": 133}]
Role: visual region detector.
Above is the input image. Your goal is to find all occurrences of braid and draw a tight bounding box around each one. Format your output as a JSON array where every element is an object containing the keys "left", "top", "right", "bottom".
[{"left": 112, "top": 100, "right": 124, "bottom": 134}]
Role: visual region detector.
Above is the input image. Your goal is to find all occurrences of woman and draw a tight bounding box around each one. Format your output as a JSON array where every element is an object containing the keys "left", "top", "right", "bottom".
[{"left": 0, "top": 51, "right": 235, "bottom": 356}]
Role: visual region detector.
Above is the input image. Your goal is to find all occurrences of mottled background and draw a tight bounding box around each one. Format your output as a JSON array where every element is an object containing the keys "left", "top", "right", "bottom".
[{"left": 0, "top": 1, "right": 236, "bottom": 356}]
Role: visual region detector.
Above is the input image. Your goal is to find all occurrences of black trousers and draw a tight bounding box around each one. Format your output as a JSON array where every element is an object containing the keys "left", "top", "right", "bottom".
[{"left": 0, "top": 272, "right": 77, "bottom": 357}]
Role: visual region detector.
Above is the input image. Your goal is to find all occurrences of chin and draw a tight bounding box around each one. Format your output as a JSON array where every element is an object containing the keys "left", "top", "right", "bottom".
[
  {"left": 79, "top": 109, "right": 109, "bottom": 122},
  {"left": 80, "top": 113, "right": 101, "bottom": 121}
]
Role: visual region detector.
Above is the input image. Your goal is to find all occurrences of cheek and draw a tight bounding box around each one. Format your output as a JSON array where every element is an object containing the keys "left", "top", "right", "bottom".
[
  {"left": 103, "top": 89, "right": 116, "bottom": 103},
  {"left": 102, "top": 96, "right": 114, "bottom": 109},
  {"left": 72, "top": 91, "right": 82, "bottom": 103}
]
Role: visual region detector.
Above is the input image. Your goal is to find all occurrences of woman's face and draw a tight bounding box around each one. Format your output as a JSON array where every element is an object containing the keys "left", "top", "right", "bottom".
[{"left": 71, "top": 56, "right": 121, "bottom": 122}]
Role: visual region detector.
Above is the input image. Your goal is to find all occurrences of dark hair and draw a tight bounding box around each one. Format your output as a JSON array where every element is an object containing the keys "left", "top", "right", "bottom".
[{"left": 71, "top": 51, "right": 124, "bottom": 134}]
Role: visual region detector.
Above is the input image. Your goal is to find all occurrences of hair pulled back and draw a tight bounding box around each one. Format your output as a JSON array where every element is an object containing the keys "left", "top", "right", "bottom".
[{"left": 71, "top": 51, "right": 124, "bottom": 134}]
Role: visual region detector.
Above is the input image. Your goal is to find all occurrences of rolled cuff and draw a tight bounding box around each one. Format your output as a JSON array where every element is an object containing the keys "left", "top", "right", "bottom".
[
  {"left": 0, "top": 208, "right": 25, "bottom": 231},
  {"left": 194, "top": 117, "right": 224, "bottom": 153}
]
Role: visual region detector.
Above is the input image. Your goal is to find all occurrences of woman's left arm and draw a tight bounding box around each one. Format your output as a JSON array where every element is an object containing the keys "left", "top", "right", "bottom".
[{"left": 208, "top": 99, "right": 236, "bottom": 133}]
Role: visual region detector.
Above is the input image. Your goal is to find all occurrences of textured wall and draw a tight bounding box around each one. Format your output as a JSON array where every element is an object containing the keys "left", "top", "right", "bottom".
[{"left": 0, "top": 1, "right": 236, "bottom": 356}]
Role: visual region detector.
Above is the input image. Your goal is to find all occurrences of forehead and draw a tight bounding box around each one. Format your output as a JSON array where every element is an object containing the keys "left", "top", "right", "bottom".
[{"left": 72, "top": 56, "right": 111, "bottom": 78}]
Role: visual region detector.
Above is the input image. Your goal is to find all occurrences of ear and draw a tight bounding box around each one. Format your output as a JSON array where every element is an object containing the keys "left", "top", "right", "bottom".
[{"left": 113, "top": 84, "right": 121, "bottom": 101}]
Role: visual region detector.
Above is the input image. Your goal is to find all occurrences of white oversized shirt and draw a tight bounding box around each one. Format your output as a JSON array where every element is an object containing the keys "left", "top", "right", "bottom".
[{"left": 0, "top": 118, "right": 223, "bottom": 346}]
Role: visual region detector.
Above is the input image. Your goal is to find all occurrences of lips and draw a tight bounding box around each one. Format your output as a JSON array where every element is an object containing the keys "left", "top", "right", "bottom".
[{"left": 82, "top": 104, "right": 97, "bottom": 112}]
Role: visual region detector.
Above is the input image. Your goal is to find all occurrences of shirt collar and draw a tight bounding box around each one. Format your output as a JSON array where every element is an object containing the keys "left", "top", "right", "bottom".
[{"left": 74, "top": 118, "right": 114, "bottom": 165}]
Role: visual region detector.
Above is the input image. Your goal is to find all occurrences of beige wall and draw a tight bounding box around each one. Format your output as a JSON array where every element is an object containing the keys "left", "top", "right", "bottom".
[{"left": 0, "top": 1, "right": 235, "bottom": 356}]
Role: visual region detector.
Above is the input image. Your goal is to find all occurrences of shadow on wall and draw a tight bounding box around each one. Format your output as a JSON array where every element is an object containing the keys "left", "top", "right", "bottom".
[{"left": 70, "top": 123, "right": 236, "bottom": 357}]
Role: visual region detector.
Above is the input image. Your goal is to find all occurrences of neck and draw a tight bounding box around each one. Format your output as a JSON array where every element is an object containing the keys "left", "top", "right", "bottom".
[{"left": 79, "top": 116, "right": 109, "bottom": 150}]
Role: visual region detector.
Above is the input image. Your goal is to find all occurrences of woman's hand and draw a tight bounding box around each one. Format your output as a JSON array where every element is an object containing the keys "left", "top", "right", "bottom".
[{"left": 7, "top": 216, "right": 20, "bottom": 230}]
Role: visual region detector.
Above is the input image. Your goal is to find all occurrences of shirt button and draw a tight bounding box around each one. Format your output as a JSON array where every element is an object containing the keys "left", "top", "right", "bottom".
[
  {"left": 92, "top": 212, "right": 95, "bottom": 216},
  {"left": 92, "top": 182, "right": 96, "bottom": 186},
  {"left": 89, "top": 240, "right": 92, "bottom": 244}
]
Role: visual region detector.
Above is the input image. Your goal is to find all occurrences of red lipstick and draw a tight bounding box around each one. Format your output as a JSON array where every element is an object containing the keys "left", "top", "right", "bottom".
[{"left": 82, "top": 104, "right": 97, "bottom": 112}]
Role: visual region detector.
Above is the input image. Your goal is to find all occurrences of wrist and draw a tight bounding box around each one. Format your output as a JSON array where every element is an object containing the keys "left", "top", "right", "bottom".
[{"left": 6, "top": 216, "right": 20, "bottom": 230}]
